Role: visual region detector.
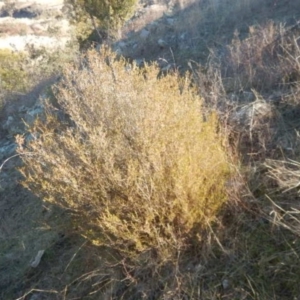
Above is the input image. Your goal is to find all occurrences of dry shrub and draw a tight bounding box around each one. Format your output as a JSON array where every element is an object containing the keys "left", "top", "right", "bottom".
[
  {"left": 222, "top": 21, "right": 300, "bottom": 92},
  {"left": 18, "top": 48, "right": 232, "bottom": 263},
  {"left": 0, "top": 22, "right": 31, "bottom": 36}
]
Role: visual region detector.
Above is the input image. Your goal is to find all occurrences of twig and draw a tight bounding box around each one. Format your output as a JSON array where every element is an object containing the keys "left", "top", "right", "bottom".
[{"left": 0, "top": 152, "right": 35, "bottom": 172}]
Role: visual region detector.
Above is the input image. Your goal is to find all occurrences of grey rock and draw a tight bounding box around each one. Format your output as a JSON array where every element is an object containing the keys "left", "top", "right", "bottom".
[
  {"left": 118, "top": 41, "right": 127, "bottom": 49},
  {"left": 242, "top": 91, "right": 255, "bottom": 102},
  {"left": 158, "top": 38, "right": 168, "bottom": 47},
  {"left": 231, "top": 100, "right": 274, "bottom": 127},
  {"left": 140, "top": 29, "right": 150, "bottom": 39},
  {"left": 24, "top": 105, "right": 44, "bottom": 127},
  {"left": 166, "top": 18, "right": 175, "bottom": 26},
  {"left": 18, "top": 105, "right": 28, "bottom": 113},
  {"left": 222, "top": 279, "right": 230, "bottom": 289},
  {"left": 180, "top": 32, "right": 187, "bottom": 40}
]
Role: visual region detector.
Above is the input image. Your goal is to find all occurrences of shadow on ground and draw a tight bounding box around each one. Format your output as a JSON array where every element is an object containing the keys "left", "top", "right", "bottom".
[{"left": 0, "top": 82, "right": 120, "bottom": 300}]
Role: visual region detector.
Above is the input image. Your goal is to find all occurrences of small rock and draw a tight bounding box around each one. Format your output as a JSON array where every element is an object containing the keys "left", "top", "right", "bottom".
[
  {"left": 166, "top": 18, "right": 174, "bottom": 25},
  {"left": 95, "top": 43, "right": 102, "bottom": 52},
  {"left": 118, "top": 41, "right": 127, "bottom": 49},
  {"left": 222, "top": 279, "right": 230, "bottom": 289},
  {"left": 158, "top": 38, "right": 168, "bottom": 47},
  {"left": 231, "top": 100, "right": 274, "bottom": 128},
  {"left": 24, "top": 106, "right": 44, "bottom": 128},
  {"left": 140, "top": 29, "right": 150, "bottom": 39},
  {"left": 31, "top": 250, "right": 45, "bottom": 268},
  {"left": 27, "top": 106, "right": 43, "bottom": 117},
  {"left": 180, "top": 32, "right": 188, "bottom": 40},
  {"left": 242, "top": 90, "right": 255, "bottom": 102},
  {"left": 18, "top": 105, "right": 28, "bottom": 113}
]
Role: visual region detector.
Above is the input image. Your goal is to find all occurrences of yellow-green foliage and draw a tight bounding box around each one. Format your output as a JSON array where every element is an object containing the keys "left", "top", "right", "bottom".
[
  {"left": 66, "top": 0, "right": 138, "bottom": 29},
  {"left": 0, "top": 49, "right": 27, "bottom": 92},
  {"left": 19, "top": 48, "right": 232, "bottom": 262}
]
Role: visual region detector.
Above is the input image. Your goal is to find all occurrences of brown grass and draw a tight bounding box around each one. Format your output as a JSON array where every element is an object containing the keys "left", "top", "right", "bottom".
[{"left": 220, "top": 21, "right": 300, "bottom": 92}]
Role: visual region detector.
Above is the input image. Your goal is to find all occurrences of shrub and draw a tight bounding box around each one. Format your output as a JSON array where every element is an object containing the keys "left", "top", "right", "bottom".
[
  {"left": 66, "top": 0, "right": 138, "bottom": 43},
  {"left": 0, "top": 49, "right": 27, "bottom": 93},
  {"left": 66, "top": 0, "right": 137, "bottom": 24},
  {"left": 18, "top": 48, "right": 232, "bottom": 262}
]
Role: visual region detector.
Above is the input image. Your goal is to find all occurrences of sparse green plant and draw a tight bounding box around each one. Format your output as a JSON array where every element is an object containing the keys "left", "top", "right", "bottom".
[
  {"left": 67, "top": 0, "right": 137, "bottom": 27},
  {"left": 18, "top": 48, "right": 233, "bottom": 264},
  {"left": 65, "top": 0, "right": 138, "bottom": 44}
]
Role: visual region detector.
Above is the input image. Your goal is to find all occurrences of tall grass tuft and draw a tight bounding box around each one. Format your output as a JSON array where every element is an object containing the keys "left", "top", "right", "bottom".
[{"left": 18, "top": 47, "right": 233, "bottom": 263}]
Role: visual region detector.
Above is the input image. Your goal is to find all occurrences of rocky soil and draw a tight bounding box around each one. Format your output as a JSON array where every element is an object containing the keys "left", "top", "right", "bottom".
[{"left": 0, "top": 0, "right": 71, "bottom": 52}]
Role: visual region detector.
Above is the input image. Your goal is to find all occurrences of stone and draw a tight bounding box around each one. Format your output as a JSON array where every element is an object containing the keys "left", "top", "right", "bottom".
[
  {"left": 222, "top": 279, "right": 229, "bottom": 289},
  {"left": 118, "top": 41, "right": 127, "bottom": 49},
  {"left": 140, "top": 29, "right": 150, "bottom": 39},
  {"left": 231, "top": 100, "right": 274, "bottom": 127},
  {"left": 166, "top": 18, "right": 174, "bottom": 26},
  {"left": 31, "top": 250, "right": 45, "bottom": 268},
  {"left": 180, "top": 32, "right": 187, "bottom": 40},
  {"left": 158, "top": 38, "right": 167, "bottom": 47}
]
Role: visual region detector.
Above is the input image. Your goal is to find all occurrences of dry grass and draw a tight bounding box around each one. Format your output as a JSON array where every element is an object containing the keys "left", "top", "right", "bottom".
[
  {"left": 0, "top": 22, "right": 32, "bottom": 35},
  {"left": 220, "top": 21, "right": 300, "bottom": 92}
]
